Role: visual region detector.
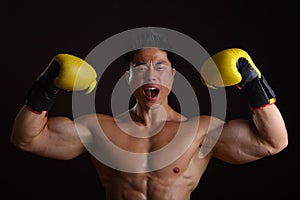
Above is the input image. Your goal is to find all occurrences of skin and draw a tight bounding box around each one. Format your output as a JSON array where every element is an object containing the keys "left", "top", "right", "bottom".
[{"left": 11, "top": 48, "right": 288, "bottom": 200}]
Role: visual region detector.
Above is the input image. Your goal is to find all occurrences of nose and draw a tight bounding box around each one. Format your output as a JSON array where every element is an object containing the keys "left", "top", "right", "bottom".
[{"left": 146, "top": 67, "right": 158, "bottom": 82}]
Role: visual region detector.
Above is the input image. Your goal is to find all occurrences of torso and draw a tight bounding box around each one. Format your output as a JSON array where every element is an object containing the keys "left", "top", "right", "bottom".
[{"left": 85, "top": 114, "right": 213, "bottom": 200}]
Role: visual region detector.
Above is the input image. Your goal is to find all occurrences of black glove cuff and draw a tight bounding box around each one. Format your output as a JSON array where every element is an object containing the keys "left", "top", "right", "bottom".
[
  {"left": 25, "top": 81, "right": 60, "bottom": 113},
  {"left": 243, "top": 75, "right": 276, "bottom": 109},
  {"left": 25, "top": 60, "right": 61, "bottom": 113}
]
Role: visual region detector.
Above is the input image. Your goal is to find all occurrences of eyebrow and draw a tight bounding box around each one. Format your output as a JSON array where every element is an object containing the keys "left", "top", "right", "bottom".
[
  {"left": 156, "top": 60, "right": 167, "bottom": 64},
  {"left": 134, "top": 61, "right": 147, "bottom": 65},
  {"left": 134, "top": 59, "right": 168, "bottom": 65}
]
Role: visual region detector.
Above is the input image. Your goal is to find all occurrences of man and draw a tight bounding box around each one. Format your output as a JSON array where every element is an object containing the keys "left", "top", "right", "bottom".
[{"left": 11, "top": 43, "right": 288, "bottom": 199}]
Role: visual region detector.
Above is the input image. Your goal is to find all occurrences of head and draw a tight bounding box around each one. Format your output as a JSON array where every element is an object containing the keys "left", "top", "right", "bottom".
[{"left": 125, "top": 48, "right": 176, "bottom": 108}]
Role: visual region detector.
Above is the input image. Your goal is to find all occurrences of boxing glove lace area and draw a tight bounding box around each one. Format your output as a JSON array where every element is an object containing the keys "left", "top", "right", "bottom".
[{"left": 236, "top": 57, "right": 276, "bottom": 110}]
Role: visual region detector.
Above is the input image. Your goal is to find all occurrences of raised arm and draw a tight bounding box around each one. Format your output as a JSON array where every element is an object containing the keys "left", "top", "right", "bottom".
[
  {"left": 200, "top": 48, "right": 288, "bottom": 164},
  {"left": 11, "top": 54, "right": 97, "bottom": 160}
]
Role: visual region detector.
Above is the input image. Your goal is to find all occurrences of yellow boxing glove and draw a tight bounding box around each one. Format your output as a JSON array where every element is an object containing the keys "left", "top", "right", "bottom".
[
  {"left": 200, "top": 48, "right": 261, "bottom": 88},
  {"left": 51, "top": 54, "right": 97, "bottom": 94},
  {"left": 200, "top": 48, "right": 276, "bottom": 110},
  {"left": 26, "top": 53, "right": 97, "bottom": 113}
]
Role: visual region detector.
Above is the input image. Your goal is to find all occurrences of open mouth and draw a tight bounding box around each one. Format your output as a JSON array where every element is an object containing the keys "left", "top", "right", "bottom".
[{"left": 143, "top": 87, "right": 160, "bottom": 100}]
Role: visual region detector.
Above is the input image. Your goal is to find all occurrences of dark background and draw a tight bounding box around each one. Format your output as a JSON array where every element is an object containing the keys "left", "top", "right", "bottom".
[{"left": 2, "top": 0, "right": 298, "bottom": 199}]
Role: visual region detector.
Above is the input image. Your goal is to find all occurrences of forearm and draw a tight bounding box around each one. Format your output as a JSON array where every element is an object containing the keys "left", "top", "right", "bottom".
[
  {"left": 11, "top": 105, "right": 48, "bottom": 148},
  {"left": 252, "top": 104, "right": 288, "bottom": 153}
]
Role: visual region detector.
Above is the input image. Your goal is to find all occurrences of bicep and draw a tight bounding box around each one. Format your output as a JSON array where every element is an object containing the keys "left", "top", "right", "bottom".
[
  {"left": 211, "top": 119, "right": 268, "bottom": 164},
  {"left": 31, "top": 116, "right": 87, "bottom": 160}
]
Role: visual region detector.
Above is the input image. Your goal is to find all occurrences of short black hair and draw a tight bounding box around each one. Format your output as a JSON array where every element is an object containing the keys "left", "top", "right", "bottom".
[{"left": 124, "top": 27, "right": 174, "bottom": 71}]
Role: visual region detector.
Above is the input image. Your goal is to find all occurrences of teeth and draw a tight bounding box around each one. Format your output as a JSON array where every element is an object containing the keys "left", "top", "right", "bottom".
[{"left": 147, "top": 88, "right": 157, "bottom": 90}]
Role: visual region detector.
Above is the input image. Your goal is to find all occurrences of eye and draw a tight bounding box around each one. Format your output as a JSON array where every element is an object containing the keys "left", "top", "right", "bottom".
[
  {"left": 134, "top": 64, "right": 148, "bottom": 71},
  {"left": 155, "top": 62, "right": 167, "bottom": 70}
]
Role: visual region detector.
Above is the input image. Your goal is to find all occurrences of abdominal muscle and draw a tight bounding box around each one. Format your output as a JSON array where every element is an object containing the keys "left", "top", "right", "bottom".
[{"left": 89, "top": 134, "right": 211, "bottom": 200}]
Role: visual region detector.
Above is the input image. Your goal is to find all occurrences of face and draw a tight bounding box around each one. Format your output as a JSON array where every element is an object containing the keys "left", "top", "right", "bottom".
[{"left": 126, "top": 48, "right": 176, "bottom": 107}]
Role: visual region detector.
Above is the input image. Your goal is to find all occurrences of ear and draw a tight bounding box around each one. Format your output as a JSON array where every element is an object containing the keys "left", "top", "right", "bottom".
[
  {"left": 172, "top": 68, "right": 176, "bottom": 77},
  {"left": 125, "top": 70, "right": 130, "bottom": 84}
]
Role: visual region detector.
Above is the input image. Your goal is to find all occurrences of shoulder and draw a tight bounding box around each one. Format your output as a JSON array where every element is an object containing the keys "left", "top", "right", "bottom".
[
  {"left": 74, "top": 113, "right": 114, "bottom": 128},
  {"left": 186, "top": 115, "right": 225, "bottom": 131},
  {"left": 195, "top": 115, "right": 226, "bottom": 157}
]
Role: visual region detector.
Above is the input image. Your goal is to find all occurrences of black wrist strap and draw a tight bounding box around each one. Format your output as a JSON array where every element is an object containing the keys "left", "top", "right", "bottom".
[
  {"left": 243, "top": 75, "right": 276, "bottom": 110},
  {"left": 25, "top": 81, "right": 60, "bottom": 113},
  {"left": 25, "top": 61, "right": 60, "bottom": 113}
]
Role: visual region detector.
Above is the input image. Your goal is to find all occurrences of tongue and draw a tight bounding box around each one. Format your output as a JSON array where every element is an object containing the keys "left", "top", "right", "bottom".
[
  {"left": 145, "top": 90, "right": 153, "bottom": 98},
  {"left": 145, "top": 89, "right": 157, "bottom": 98}
]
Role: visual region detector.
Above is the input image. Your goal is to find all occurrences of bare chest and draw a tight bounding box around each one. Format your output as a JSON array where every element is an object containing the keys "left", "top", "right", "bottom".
[{"left": 91, "top": 121, "right": 202, "bottom": 173}]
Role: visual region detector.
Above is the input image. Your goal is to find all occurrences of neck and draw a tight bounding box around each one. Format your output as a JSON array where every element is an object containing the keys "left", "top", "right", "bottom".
[{"left": 130, "top": 103, "right": 171, "bottom": 126}]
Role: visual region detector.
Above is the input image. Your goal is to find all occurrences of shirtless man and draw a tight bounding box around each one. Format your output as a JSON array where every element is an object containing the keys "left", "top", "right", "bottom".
[{"left": 11, "top": 46, "right": 288, "bottom": 199}]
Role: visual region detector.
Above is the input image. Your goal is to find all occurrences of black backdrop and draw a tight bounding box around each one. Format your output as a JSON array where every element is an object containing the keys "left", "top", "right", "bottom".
[{"left": 2, "top": 0, "right": 298, "bottom": 199}]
